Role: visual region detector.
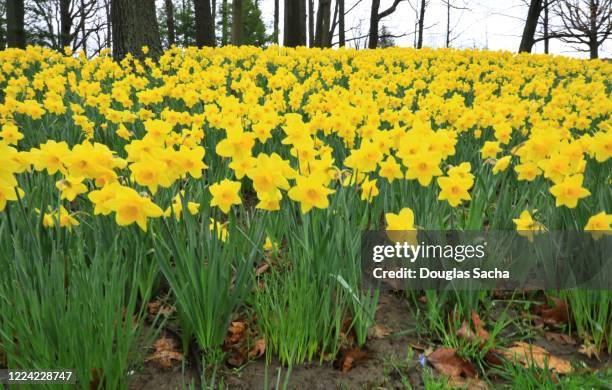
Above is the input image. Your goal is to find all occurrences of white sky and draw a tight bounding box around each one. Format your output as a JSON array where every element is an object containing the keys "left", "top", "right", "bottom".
[{"left": 259, "top": 0, "right": 611, "bottom": 58}]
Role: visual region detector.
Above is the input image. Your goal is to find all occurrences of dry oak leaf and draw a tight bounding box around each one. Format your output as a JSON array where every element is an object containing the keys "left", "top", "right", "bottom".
[
  {"left": 249, "top": 338, "right": 266, "bottom": 359},
  {"left": 255, "top": 262, "right": 270, "bottom": 276},
  {"left": 531, "top": 298, "right": 569, "bottom": 326},
  {"left": 340, "top": 347, "right": 368, "bottom": 373},
  {"left": 501, "top": 342, "right": 572, "bottom": 374},
  {"left": 427, "top": 347, "right": 478, "bottom": 379},
  {"left": 449, "top": 377, "right": 489, "bottom": 390},
  {"left": 368, "top": 324, "right": 392, "bottom": 339},
  {"left": 146, "top": 336, "right": 183, "bottom": 369},
  {"left": 544, "top": 332, "right": 576, "bottom": 346},
  {"left": 147, "top": 300, "right": 175, "bottom": 316},
  {"left": 578, "top": 342, "right": 600, "bottom": 360},
  {"left": 457, "top": 311, "right": 490, "bottom": 348},
  {"left": 226, "top": 321, "right": 247, "bottom": 344}
]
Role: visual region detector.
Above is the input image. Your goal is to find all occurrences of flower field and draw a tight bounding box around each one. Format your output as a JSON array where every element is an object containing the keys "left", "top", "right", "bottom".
[{"left": 0, "top": 45, "right": 611, "bottom": 388}]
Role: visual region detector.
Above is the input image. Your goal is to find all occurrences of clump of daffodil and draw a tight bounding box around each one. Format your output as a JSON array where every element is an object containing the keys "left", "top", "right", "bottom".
[
  {"left": 437, "top": 162, "right": 474, "bottom": 207},
  {"left": 549, "top": 174, "right": 591, "bottom": 209},
  {"left": 40, "top": 206, "right": 80, "bottom": 230},
  {"left": 56, "top": 176, "right": 88, "bottom": 201},
  {"left": 385, "top": 207, "right": 418, "bottom": 245},
  {"left": 492, "top": 156, "right": 512, "bottom": 175},
  {"left": 210, "top": 218, "right": 229, "bottom": 242},
  {"left": 513, "top": 210, "right": 546, "bottom": 242},
  {"left": 287, "top": 173, "right": 335, "bottom": 214},
  {"left": 104, "top": 185, "right": 164, "bottom": 232},
  {"left": 584, "top": 212, "right": 612, "bottom": 240},
  {"left": 210, "top": 179, "right": 242, "bottom": 214},
  {"left": 164, "top": 192, "right": 200, "bottom": 221}
]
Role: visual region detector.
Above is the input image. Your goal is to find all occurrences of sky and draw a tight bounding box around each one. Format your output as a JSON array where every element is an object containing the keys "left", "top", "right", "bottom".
[{"left": 258, "top": 0, "right": 611, "bottom": 58}]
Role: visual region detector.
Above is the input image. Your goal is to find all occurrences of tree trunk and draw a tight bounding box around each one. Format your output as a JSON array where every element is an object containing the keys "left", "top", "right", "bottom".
[
  {"left": 417, "top": 0, "right": 425, "bottom": 48},
  {"left": 314, "top": 0, "right": 331, "bottom": 47},
  {"left": 299, "top": 0, "right": 307, "bottom": 45},
  {"left": 368, "top": 0, "right": 380, "bottom": 49},
  {"left": 338, "top": 0, "right": 345, "bottom": 46},
  {"left": 111, "top": 0, "right": 162, "bottom": 60},
  {"left": 166, "top": 0, "right": 176, "bottom": 46},
  {"left": 446, "top": 0, "right": 450, "bottom": 47},
  {"left": 0, "top": 17, "right": 5, "bottom": 50},
  {"left": 308, "top": 0, "right": 315, "bottom": 47},
  {"left": 589, "top": 36, "right": 598, "bottom": 58},
  {"left": 273, "top": 0, "right": 279, "bottom": 44},
  {"left": 518, "top": 0, "right": 542, "bottom": 53},
  {"left": 60, "top": 0, "right": 72, "bottom": 50},
  {"left": 588, "top": 0, "right": 598, "bottom": 59},
  {"left": 80, "top": 0, "right": 87, "bottom": 53},
  {"left": 231, "top": 0, "right": 243, "bottom": 45},
  {"left": 195, "top": 0, "right": 215, "bottom": 47},
  {"left": 221, "top": 0, "right": 229, "bottom": 45},
  {"left": 7, "top": 0, "right": 25, "bottom": 49},
  {"left": 105, "top": 0, "right": 111, "bottom": 48},
  {"left": 543, "top": 0, "right": 549, "bottom": 53},
  {"left": 284, "top": 0, "right": 306, "bottom": 47},
  {"left": 328, "top": 0, "right": 338, "bottom": 47}
]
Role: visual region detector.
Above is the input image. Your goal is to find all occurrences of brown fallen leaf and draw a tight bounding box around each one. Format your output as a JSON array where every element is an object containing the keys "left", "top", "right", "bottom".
[
  {"left": 578, "top": 342, "right": 600, "bottom": 361},
  {"left": 249, "top": 338, "right": 266, "bottom": 359},
  {"left": 255, "top": 262, "right": 270, "bottom": 276},
  {"left": 448, "top": 377, "right": 489, "bottom": 390},
  {"left": 544, "top": 332, "right": 576, "bottom": 345},
  {"left": 226, "top": 350, "right": 247, "bottom": 367},
  {"left": 409, "top": 342, "right": 428, "bottom": 351},
  {"left": 427, "top": 347, "right": 477, "bottom": 379},
  {"left": 532, "top": 298, "right": 569, "bottom": 326},
  {"left": 484, "top": 349, "right": 504, "bottom": 366},
  {"left": 471, "top": 311, "right": 490, "bottom": 341},
  {"left": 89, "top": 368, "right": 103, "bottom": 390},
  {"left": 501, "top": 342, "right": 572, "bottom": 374},
  {"left": 146, "top": 335, "right": 183, "bottom": 369},
  {"left": 457, "top": 311, "right": 490, "bottom": 347},
  {"left": 226, "top": 321, "right": 247, "bottom": 344},
  {"left": 457, "top": 321, "right": 476, "bottom": 341},
  {"left": 147, "top": 300, "right": 175, "bottom": 316},
  {"left": 541, "top": 298, "right": 569, "bottom": 325},
  {"left": 339, "top": 348, "right": 368, "bottom": 373},
  {"left": 368, "top": 324, "right": 391, "bottom": 339}
]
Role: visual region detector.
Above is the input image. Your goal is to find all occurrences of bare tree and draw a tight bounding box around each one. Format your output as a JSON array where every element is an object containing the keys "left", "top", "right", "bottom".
[
  {"left": 194, "top": 0, "right": 215, "bottom": 47},
  {"left": 284, "top": 0, "right": 306, "bottom": 47},
  {"left": 519, "top": 0, "right": 543, "bottom": 52},
  {"left": 442, "top": 0, "right": 468, "bottom": 48},
  {"left": 80, "top": 0, "right": 87, "bottom": 52},
  {"left": 104, "top": 0, "right": 111, "bottom": 48},
  {"left": 0, "top": 1, "right": 6, "bottom": 50},
  {"left": 328, "top": 0, "right": 338, "bottom": 46},
  {"left": 416, "top": 0, "right": 426, "bottom": 48},
  {"left": 543, "top": 0, "right": 551, "bottom": 52},
  {"left": 338, "top": 0, "right": 345, "bottom": 46},
  {"left": 111, "top": 0, "right": 162, "bottom": 60},
  {"left": 231, "top": 0, "right": 242, "bottom": 45},
  {"left": 165, "top": 0, "right": 176, "bottom": 46},
  {"left": 553, "top": 0, "right": 611, "bottom": 58},
  {"left": 314, "top": 0, "right": 331, "bottom": 47},
  {"left": 7, "top": 0, "right": 25, "bottom": 48},
  {"left": 59, "top": 0, "right": 71, "bottom": 49},
  {"left": 273, "top": 0, "right": 279, "bottom": 43},
  {"left": 368, "top": 0, "right": 403, "bottom": 49},
  {"left": 25, "top": 0, "right": 104, "bottom": 53},
  {"left": 308, "top": 0, "right": 315, "bottom": 46}
]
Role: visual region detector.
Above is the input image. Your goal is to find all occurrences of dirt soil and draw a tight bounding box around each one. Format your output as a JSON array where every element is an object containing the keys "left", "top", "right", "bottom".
[{"left": 130, "top": 292, "right": 611, "bottom": 389}]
